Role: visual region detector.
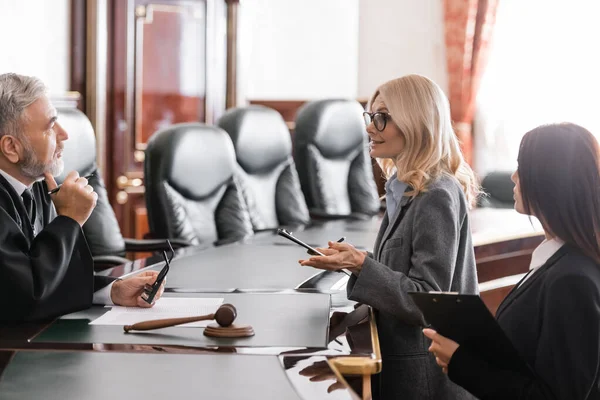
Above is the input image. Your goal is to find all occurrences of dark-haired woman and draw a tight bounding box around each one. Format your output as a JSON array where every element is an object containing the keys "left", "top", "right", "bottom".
[{"left": 424, "top": 122, "right": 600, "bottom": 400}]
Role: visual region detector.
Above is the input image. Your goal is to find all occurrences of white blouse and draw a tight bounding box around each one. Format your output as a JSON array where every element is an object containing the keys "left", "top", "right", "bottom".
[{"left": 518, "top": 237, "right": 565, "bottom": 288}]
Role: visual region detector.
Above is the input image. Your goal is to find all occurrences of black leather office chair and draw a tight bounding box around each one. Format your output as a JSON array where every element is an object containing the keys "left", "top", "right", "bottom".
[
  {"left": 294, "top": 99, "right": 380, "bottom": 218},
  {"left": 217, "top": 105, "right": 310, "bottom": 230},
  {"left": 478, "top": 171, "right": 515, "bottom": 208},
  {"left": 144, "top": 123, "right": 254, "bottom": 246},
  {"left": 56, "top": 107, "right": 188, "bottom": 270}
]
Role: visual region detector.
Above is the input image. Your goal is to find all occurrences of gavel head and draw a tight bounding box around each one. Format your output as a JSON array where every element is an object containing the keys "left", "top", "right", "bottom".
[{"left": 214, "top": 303, "right": 237, "bottom": 327}]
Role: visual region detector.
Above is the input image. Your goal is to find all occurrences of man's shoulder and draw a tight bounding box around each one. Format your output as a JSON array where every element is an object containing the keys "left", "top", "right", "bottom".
[{"left": 0, "top": 178, "right": 18, "bottom": 214}]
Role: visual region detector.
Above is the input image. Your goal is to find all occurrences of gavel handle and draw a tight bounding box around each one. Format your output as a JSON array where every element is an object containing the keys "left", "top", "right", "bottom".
[{"left": 124, "top": 313, "right": 215, "bottom": 332}]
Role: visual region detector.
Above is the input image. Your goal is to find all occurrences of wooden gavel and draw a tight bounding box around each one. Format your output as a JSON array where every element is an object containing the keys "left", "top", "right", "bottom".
[{"left": 124, "top": 303, "right": 237, "bottom": 333}]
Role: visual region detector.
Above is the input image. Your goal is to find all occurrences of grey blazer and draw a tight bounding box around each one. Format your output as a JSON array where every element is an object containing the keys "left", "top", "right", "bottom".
[{"left": 347, "top": 174, "right": 479, "bottom": 400}]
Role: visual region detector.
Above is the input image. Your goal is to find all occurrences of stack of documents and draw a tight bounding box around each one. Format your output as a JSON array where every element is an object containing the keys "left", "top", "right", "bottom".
[{"left": 90, "top": 298, "right": 224, "bottom": 328}]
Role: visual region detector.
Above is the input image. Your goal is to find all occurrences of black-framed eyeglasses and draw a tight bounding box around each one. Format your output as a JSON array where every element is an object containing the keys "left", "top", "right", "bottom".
[
  {"left": 363, "top": 111, "right": 392, "bottom": 132},
  {"left": 141, "top": 239, "right": 174, "bottom": 304}
]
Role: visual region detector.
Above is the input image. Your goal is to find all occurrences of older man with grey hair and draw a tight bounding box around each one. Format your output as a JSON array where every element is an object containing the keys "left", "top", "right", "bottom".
[{"left": 0, "top": 73, "right": 163, "bottom": 322}]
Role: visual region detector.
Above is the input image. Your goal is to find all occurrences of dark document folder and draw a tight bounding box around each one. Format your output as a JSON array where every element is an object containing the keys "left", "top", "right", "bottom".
[{"left": 409, "top": 292, "right": 533, "bottom": 376}]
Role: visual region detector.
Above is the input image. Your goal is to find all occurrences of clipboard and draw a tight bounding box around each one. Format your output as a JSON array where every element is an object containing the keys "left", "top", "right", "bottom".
[{"left": 408, "top": 292, "right": 532, "bottom": 376}]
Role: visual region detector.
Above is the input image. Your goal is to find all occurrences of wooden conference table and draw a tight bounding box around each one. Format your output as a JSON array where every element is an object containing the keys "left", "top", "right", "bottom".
[{"left": 0, "top": 208, "right": 542, "bottom": 399}]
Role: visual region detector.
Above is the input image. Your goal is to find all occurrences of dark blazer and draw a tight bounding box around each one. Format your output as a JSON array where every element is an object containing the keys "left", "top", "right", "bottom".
[
  {"left": 347, "top": 175, "right": 479, "bottom": 400},
  {"left": 448, "top": 244, "right": 600, "bottom": 400},
  {"left": 0, "top": 174, "right": 113, "bottom": 323}
]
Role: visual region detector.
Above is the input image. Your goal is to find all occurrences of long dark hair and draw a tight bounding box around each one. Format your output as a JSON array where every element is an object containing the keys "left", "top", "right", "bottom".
[{"left": 518, "top": 123, "right": 600, "bottom": 264}]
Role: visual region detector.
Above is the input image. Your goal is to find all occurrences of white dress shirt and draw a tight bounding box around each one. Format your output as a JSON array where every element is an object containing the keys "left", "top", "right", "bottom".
[
  {"left": 0, "top": 168, "right": 29, "bottom": 195},
  {"left": 518, "top": 237, "right": 565, "bottom": 288},
  {"left": 0, "top": 169, "right": 113, "bottom": 304}
]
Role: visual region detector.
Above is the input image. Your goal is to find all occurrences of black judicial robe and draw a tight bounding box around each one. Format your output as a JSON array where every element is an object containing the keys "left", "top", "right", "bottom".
[{"left": 0, "top": 174, "right": 113, "bottom": 322}]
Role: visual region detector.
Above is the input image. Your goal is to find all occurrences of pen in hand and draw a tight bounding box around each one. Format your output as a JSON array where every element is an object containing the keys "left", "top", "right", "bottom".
[
  {"left": 307, "top": 237, "right": 346, "bottom": 255},
  {"left": 47, "top": 173, "right": 95, "bottom": 195},
  {"left": 333, "top": 237, "right": 352, "bottom": 276},
  {"left": 303, "top": 236, "right": 351, "bottom": 276},
  {"left": 337, "top": 236, "right": 352, "bottom": 276}
]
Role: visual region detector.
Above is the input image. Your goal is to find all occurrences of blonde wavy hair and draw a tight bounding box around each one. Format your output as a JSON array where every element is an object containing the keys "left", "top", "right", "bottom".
[{"left": 368, "top": 74, "right": 479, "bottom": 207}]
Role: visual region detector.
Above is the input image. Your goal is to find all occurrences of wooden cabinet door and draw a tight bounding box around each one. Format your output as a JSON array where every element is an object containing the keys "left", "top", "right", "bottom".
[{"left": 109, "top": 0, "right": 227, "bottom": 239}]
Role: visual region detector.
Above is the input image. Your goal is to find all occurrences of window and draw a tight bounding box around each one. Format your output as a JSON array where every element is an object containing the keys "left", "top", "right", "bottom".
[{"left": 474, "top": 1, "right": 600, "bottom": 174}]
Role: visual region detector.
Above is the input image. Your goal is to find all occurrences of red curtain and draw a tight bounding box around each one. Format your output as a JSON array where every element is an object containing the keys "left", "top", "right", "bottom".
[{"left": 444, "top": 0, "right": 498, "bottom": 165}]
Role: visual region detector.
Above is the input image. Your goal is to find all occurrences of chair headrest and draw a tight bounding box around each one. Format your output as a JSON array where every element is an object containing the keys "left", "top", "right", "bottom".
[
  {"left": 145, "top": 123, "right": 237, "bottom": 199},
  {"left": 295, "top": 100, "right": 366, "bottom": 159},
  {"left": 54, "top": 107, "right": 97, "bottom": 183},
  {"left": 481, "top": 171, "right": 515, "bottom": 204},
  {"left": 218, "top": 106, "right": 291, "bottom": 174}
]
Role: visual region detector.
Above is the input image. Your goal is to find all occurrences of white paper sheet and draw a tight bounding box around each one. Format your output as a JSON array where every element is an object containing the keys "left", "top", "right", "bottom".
[{"left": 89, "top": 297, "right": 224, "bottom": 328}]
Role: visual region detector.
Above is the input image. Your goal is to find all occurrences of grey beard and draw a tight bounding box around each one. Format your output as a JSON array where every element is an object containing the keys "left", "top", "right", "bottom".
[{"left": 20, "top": 148, "right": 64, "bottom": 180}]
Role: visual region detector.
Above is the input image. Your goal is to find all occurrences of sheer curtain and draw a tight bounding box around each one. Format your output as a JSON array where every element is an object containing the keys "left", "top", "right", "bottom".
[{"left": 473, "top": 0, "right": 600, "bottom": 175}]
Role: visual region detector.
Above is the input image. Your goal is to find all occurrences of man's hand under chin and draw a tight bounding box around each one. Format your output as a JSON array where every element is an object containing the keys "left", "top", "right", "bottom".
[{"left": 45, "top": 171, "right": 97, "bottom": 226}]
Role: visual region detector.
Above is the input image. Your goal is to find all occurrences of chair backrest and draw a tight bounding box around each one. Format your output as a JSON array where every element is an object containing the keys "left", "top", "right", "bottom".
[
  {"left": 217, "top": 105, "right": 310, "bottom": 230},
  {"left": 294, "top": 99, "right": 380, "bottom": 216},
  {"left": 479, "top": 171, "right": 515, "bottom": 208},
  {"left": 55, "top": 107, "right": 125, "bottom": 255},
  {"left": 144, "top": 123, "right": 254, "bottom": 245}
]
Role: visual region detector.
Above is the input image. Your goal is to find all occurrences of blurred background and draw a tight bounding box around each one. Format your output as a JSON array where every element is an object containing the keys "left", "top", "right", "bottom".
[{"left": 1, "top": 0, "right": 598, "bottom": 239}]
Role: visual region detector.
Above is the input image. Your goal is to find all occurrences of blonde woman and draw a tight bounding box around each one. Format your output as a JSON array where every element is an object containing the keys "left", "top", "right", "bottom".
[{"left": 300, "top": 74, "right": 479, "bottom": 399}]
